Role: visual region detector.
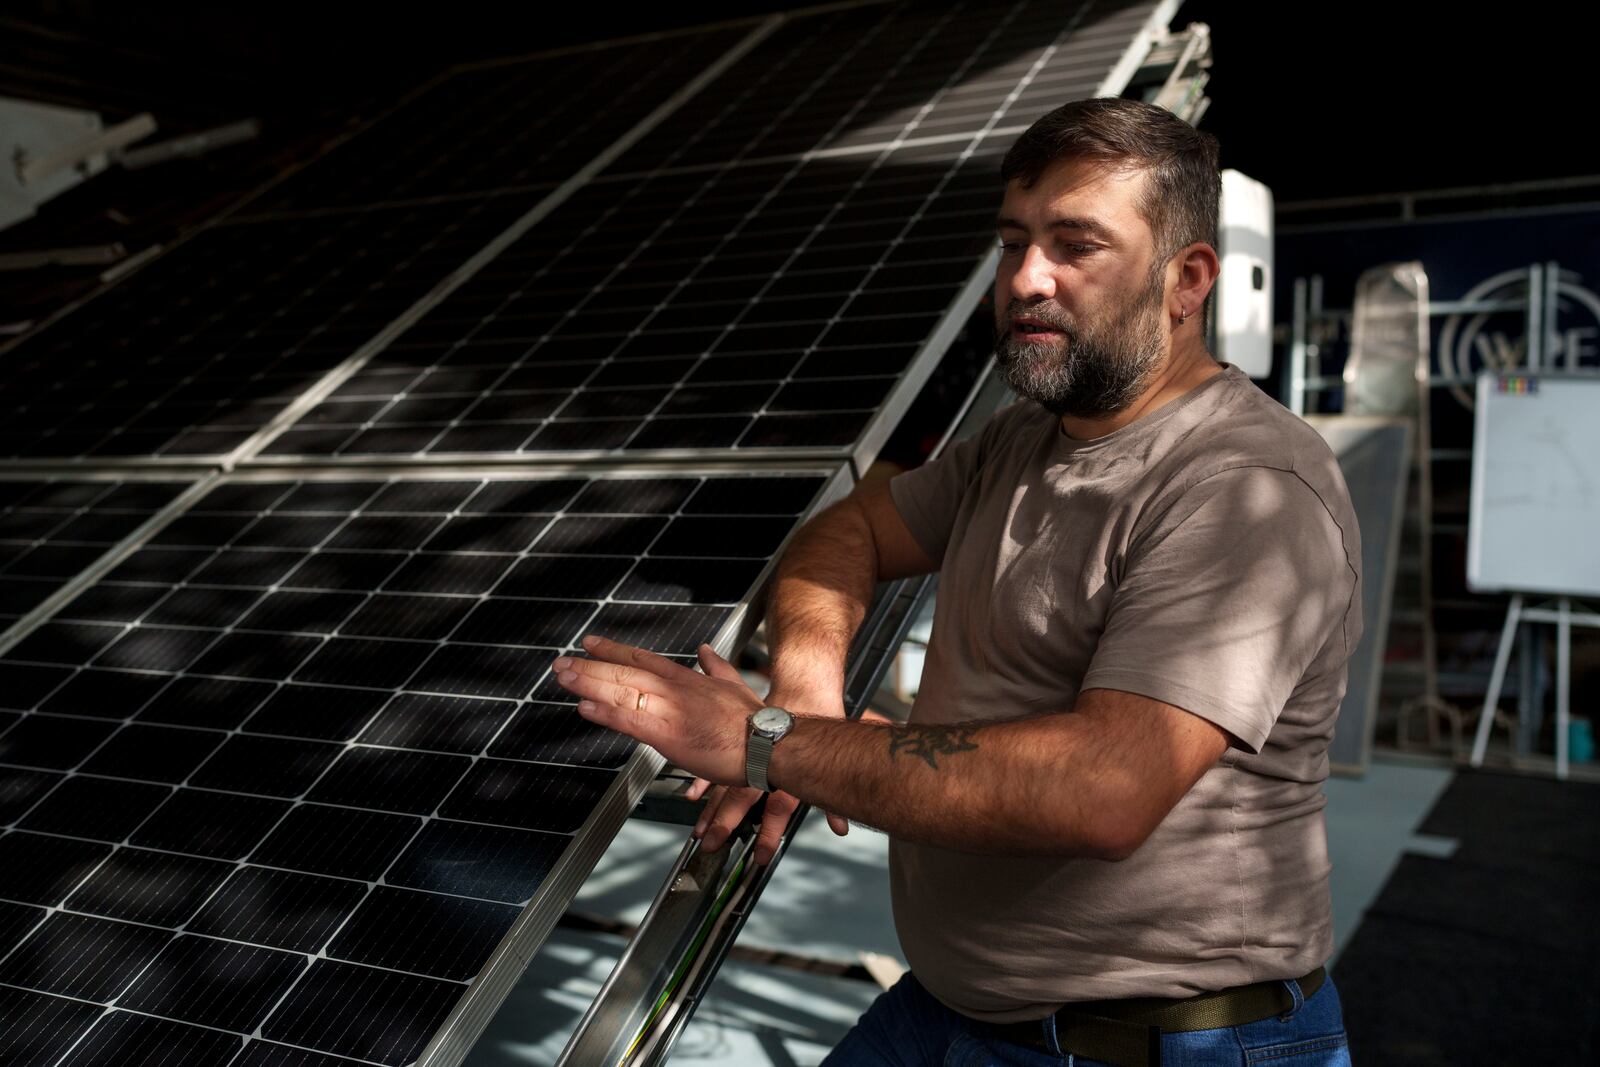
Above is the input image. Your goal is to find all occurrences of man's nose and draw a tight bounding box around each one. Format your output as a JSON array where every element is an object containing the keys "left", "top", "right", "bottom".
[{"left": 1007, "top": 244, "right": 1056, "bottom": 302}]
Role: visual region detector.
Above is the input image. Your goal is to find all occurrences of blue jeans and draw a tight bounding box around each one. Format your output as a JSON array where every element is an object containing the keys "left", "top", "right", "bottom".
[{"left": 823, "top": 971, "right": 1352, "bottom": 1066}]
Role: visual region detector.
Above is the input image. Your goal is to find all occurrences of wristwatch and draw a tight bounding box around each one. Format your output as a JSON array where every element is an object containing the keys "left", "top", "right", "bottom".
[{"left": 745, "top": 705, "right": 795, "bottom": 793}]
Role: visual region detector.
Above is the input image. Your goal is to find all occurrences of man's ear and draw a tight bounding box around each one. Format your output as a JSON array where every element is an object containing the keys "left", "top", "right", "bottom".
[{"left": 1171, "top": 241, "right": 1220, "bottom": 320}]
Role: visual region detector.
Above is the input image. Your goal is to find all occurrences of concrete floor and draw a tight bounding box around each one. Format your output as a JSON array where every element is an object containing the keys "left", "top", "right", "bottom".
[{"left": 462, "top": 757, "right": 1457, "bottom": 1067}]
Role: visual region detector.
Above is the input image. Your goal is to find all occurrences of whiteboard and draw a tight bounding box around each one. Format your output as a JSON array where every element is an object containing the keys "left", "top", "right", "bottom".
[{"left": 1468, "top": 373, "right": 1600, "bottom": 598}]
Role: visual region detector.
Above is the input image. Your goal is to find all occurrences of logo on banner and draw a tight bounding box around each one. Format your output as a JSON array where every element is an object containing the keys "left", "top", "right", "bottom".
[{"left": 1440, "top": 269, "right": 1600, "bottom": 408}]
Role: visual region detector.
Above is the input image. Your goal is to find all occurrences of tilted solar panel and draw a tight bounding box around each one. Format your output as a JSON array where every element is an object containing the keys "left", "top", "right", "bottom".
[
  {"left": 256, "top": 0, "right": 1167, "bottom": 464},
  {"left": 0, "top": 469, "right": 836, "bottom": 1066},
  {"left": 0, "top": 21, "right": 762, "bottom": 465}
]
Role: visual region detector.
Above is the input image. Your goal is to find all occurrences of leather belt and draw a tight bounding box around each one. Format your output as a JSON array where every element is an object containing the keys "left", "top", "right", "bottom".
[{"left": 986, "top": 967, "right": 1326, "bottom": 1066}]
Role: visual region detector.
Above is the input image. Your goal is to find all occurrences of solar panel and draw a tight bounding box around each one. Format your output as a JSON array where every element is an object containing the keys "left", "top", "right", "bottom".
[
  {"left": 240, "top": 28, "right": 752, "bottom": 216},
  {"left": 0, "top": 200, "right": 531, "bottom": 463},
  {"left": 255, "top": 0, "right": 1166, "bottom": 464},
  {"left": 0, "top": 469, "right": 835, "bottom": 1067},
  {"left": 0, "top": 480, "right": 190, "bottom": 631},
  {"left": 0, "top": 23, "right": 765, "bottom": 466}
]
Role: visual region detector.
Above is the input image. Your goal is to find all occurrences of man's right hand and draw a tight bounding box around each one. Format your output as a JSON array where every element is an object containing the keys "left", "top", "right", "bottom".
[
  {"left": 688, "top": 647, "right": 847, "bottom": 865},
  {"left": 686, "top": 781, "right": 850, "bottom": 866}
]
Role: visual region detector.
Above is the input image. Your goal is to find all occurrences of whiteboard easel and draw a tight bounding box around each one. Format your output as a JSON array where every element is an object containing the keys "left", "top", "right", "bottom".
[{"left": 1466, "top": 372, "right": 1600, "bottom": 779}]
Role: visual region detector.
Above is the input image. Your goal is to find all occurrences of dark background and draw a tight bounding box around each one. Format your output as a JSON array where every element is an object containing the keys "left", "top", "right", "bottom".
[
  {"left": 4, "top": 1, "right": 1595, "bottom": 323},
  {"left": 4, "top": 0, "right": 1595, "bottom": 203}
]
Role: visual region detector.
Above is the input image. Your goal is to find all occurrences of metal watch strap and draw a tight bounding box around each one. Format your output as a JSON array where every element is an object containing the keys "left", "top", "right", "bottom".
[{"left": 745, "top": 733, "right": 775, "bottom": 793}]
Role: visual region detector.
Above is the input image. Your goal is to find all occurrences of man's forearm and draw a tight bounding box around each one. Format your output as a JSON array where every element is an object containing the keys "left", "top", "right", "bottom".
[
  {"left": 767, "top": 713, "right": 1130, "bottom": 859},
  {"left": 763, "top": 499, "right": 877, "bottom": 707}
]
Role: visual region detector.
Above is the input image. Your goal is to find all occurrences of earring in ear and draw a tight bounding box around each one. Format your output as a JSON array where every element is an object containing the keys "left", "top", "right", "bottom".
[{"left": 1177, "top": 308, "right": 1187, "bottom": 326}]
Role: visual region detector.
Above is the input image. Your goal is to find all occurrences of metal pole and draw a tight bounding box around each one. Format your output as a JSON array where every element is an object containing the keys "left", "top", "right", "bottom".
[
  {"left": 1525, "top": 263, "right": 1544, "bottom": 369},
  {"left": 1546, "top": 261, "right": 1564, "bottom": 370},
  {"left": 1471, "top": 593, "right": 1523, "bottom": 766},
  {"left": 1557, "top": 597, "right": 1571, "bottom": 780}
]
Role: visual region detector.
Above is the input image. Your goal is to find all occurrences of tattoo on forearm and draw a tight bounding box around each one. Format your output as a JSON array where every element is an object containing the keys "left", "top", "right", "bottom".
[{"left": 888, "top": 725, "right": 980, "bottom": 770}]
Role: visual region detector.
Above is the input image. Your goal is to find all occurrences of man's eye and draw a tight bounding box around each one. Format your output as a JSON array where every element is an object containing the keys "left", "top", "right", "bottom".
[
  {"left": 1066, "top": 243, "right": 1097, "bottom": 256},
  {"left": 998, "top": 240, "right": 1024, "bottom": 255}
]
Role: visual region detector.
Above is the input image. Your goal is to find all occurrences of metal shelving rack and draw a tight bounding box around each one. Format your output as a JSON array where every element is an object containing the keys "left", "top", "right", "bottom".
[{"left": 1284, "top": 261, "right": 1578, "bottom": 760}]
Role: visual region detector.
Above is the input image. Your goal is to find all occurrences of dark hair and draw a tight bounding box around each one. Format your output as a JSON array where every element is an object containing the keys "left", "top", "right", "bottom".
[{"left": 1001, "top": 96, "right": 1220, "bottom": 284}]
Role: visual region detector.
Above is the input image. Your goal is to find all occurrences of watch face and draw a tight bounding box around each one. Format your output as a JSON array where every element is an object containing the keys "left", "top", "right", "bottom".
[{"left": 752, "top": 706, "right": 791, "bottom": 733}]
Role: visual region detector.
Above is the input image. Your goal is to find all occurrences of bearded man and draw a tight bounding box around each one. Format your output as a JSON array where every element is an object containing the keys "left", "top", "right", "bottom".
[{"left": 556, "top": 97, "right": 1361, "bottom": 1067}]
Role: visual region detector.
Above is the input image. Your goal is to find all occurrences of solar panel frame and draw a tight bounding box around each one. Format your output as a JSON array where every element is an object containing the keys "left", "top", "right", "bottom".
[{"left": 0, "top": 462, "right": 852, "bottom": 1067}]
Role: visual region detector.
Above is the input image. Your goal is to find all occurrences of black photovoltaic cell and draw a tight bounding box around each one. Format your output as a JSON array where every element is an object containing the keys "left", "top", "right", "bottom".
[
  {"left": 0, "top": 898, "right": 44, "bottom": 946},
  {"left": 60, "top": 1011, "right": 243, "bottom": 1067},
  {"left": 189, "top": 866, "right": 368, "bottom": 953},
  {"left": 234, "top": 1043, "right": 371, "bottom": 1067},
  {"left": 326, "top": 885, "right": 520, "bottom": 981},
  {"left": 0, "top": 911, "right": 172, "bottom": 1000},
  {"left": 262, "top": 0, "right": 1152, "bottom": 459},
  {"left": 131, "top": 790, "right": 292, "bottom": 860},
  {"left": 0, "top": 199, "right": 530, "bottom": 461},
  {"left": 262, "top": 959, "right": 463, "bottom": 1063},
  {"left": 0, "top": 470, "right": 823, "bottom": 1064},
  {"left": 247, "top": 28, "right": 748, "bottom": 213},
  {"left": 18, "top": 776, "right": 169, "bottom": 840},
  {"left": 0, "top": 480, "right": 187, "bottom": 626},
  {"left": 0, "top": 986, "right": 103, "bottom": 1066},
  {"left": 117, "top": 934, "right": 309, "bottom": 1030}
]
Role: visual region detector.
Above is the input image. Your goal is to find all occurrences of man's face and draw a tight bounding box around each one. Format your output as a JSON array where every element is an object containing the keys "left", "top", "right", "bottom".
[{"left": 993, "top": 159, "right": 1170, "bottom": 419}]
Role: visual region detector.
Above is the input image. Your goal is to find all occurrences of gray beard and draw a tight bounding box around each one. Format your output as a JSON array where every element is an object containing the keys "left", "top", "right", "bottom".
[{"left": 994, "top": 277, "right": 1167, "bottom": 419}]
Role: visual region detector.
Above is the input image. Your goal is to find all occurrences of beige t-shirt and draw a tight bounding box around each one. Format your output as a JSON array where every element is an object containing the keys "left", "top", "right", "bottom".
[{"left": 887, "top": 364, "right": 1362, "bottom": 1022}]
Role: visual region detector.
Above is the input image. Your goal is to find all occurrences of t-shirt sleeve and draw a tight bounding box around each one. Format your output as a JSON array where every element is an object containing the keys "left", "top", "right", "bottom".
[
  {"left": 888, "top": 404, "right": 1016, "bottom": 563},
  {"left": 1080, "top": 466, "right": 1358, "bottom": 753}
]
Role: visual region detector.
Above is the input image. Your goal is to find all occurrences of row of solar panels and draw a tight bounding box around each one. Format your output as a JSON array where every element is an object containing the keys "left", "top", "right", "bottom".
[{"left": 0, "top": 2, "right": 1174, "bottom": 1065}]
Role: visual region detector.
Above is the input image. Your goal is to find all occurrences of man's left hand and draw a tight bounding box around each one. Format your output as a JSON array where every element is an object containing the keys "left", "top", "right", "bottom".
[{"left": 552, "top": 634, "right": 759, "bottom": 788}]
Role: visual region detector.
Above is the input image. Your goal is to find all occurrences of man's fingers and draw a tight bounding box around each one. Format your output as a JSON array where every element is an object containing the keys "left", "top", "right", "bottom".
[
  {"left": 826, "top": 812, "right": 850, "bottom": 837},
  {"left": 699, "top": 786, "right": 761, "bottom": 852},
  {"left": 692, "top": 785, "right": 722, "bottom": 838},
  {"left": 685, "top": 778, "right": 711, "bottom": 802},
  {"left": 580, "top": 634, "right": 700, "bottom": 684},
  {"left": 575, "top": 699, "right": 658, "bottom": 746},
  {"left": 553, "top": 654, "right": 672, "bottom": 700},
  {"left": 753, "top": 791, "right": 799, "bottom": 865},
  {"left": 554, "top": 654, "right": 691, "bottom": 719},
  {"left": 696, "top": 643, "right": 743, "bottom": 683},
  {"left": 558, "top": 669, "right": 650, "bottom": 715}
]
